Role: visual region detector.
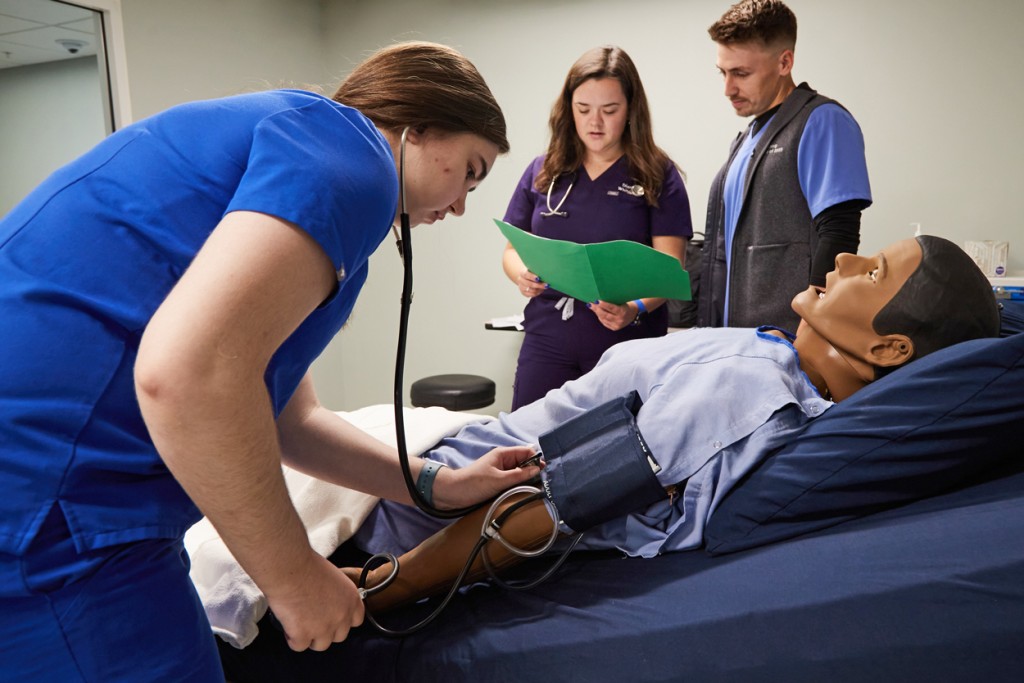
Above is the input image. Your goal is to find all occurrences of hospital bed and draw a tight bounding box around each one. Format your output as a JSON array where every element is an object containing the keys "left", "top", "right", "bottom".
[{"left": 215, "top": 301, "right": 1024, "bottom": 683}]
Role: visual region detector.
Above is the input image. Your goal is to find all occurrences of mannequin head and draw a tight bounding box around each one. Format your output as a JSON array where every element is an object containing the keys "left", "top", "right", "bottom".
[
  {"left": 791, "top": 236, "right": 1000, "bottom": 398},
  {"left": 872, "top": 235, "right": 1000, "bottom": 374}
]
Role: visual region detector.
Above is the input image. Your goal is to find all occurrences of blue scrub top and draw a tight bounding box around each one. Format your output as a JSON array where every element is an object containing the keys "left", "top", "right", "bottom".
[{"left": 0, "top": 90, "right": 398, "bottom": 556}]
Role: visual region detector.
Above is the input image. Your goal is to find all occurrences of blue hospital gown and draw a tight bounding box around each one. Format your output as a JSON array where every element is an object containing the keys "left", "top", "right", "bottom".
[{"left": 356, "top": 327, "right": 832, "bottom": 558}]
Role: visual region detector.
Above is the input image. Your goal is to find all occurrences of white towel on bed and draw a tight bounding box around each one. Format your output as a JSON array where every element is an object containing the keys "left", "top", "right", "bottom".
[{"left": 183, "top": 404, "right": 492, "bottom": 649}]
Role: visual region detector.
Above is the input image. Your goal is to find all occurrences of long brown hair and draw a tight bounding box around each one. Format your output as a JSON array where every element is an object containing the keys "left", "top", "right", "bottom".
[
  {"left": 537, "top": 45, "right": 672, "bottom": 207},
  {"left": 333, "top": 41, "right": 509, "bottom": 154}
]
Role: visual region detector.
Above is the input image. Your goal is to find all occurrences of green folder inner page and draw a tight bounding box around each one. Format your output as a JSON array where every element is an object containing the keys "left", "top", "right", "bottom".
[{"left": 496, "top": 219, "right": 691, "bottom": 304}]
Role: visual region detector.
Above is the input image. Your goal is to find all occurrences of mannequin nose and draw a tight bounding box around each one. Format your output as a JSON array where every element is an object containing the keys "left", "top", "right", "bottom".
[{"left": 834, "top": 252, "right": 867, "bottom": 276}]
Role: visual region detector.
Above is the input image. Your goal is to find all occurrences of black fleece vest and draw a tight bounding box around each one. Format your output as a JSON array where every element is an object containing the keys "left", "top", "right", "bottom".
[{"left": 698, "top": 84, "right": 837, "bottom": 331}]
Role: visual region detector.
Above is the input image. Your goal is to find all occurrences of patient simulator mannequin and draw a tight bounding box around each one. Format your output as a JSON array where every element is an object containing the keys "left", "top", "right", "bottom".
[{"left": 348, "top": 235, "right": 1000, "bottom": 614}]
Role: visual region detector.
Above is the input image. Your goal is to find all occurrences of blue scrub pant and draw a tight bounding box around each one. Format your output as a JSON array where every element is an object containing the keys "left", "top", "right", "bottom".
[{"left": 0, "top": 506, "right": 224, "bottom": 683}]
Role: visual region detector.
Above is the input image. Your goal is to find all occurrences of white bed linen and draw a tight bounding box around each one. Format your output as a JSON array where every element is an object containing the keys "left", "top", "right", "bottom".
[{"left": 183, "top": 404, "right": 492, "bottom": 649}]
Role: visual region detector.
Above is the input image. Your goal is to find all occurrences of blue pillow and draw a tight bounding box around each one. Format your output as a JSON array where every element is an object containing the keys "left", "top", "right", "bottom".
[
  {"left": 1001, "top": 299, "right": 1024, "bottom": 335},
  {"left": 704, "top": 304, "right": 1024, "bottom": 556}
]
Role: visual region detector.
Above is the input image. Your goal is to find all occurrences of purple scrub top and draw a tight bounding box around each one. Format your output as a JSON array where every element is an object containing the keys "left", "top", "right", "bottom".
[
  {"left": 504, "top": 155, "right": 692, "bottom": 247},
  {"left": 502, "top": 154, "right": 693, "bottom": 409}
]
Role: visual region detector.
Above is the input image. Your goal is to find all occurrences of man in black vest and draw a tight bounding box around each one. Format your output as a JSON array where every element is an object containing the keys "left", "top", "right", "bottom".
[{"left": 698, "top": 0, "right": 872, "bottom": 332}]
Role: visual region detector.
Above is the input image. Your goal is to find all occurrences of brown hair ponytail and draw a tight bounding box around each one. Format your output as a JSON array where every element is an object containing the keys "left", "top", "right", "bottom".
[{"left": 333, "top": 41, "right": 509, "bottom": 154}]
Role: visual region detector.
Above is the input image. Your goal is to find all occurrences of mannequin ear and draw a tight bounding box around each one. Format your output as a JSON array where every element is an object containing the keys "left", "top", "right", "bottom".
[{"left": 868, "top": 334, "right": 915, "bottom": 368}]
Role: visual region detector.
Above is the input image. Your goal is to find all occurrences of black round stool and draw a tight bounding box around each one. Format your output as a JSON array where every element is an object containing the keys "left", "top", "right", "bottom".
[{"left": 410, "top": 374, "right": 496, "bottom": 411}]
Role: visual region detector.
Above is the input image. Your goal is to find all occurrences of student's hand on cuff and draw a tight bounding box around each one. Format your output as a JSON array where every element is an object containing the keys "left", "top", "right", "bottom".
[{"left": 431, "top": 445, "right": 542, "bottom": 510}]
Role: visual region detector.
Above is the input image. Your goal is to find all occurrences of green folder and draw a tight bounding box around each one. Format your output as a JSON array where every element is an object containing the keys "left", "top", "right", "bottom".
[{"left": 496, "top": 219, "right": 691, "bottom": 305}]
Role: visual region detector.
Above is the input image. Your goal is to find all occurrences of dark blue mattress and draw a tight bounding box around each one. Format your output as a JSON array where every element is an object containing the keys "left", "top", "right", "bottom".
[{"left": 221, "top": 461, "right": 1024, "bottom": 683}]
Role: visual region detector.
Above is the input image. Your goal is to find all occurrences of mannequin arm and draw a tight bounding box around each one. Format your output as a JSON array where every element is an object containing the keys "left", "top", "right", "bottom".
[{"left": 346, "top": 492, "right": 558, "bottom": 613}]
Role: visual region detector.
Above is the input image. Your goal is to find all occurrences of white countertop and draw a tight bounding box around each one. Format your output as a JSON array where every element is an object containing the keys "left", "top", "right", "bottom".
[{"left": 990, "top": 275, "right": 1024, "bottom": 288}]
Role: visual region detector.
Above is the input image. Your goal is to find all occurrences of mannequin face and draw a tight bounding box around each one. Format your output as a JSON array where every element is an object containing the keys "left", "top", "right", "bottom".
[
  {"left": 398, "top": 130, "right": 499, "bottom": 227},
  {"left": 792, "top": 238, "right": 923, "bottom": 367}
]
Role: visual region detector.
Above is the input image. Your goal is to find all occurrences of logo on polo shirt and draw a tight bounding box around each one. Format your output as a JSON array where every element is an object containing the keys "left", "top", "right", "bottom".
[{"left": 617, "top": 183, "right": 645, "bottom": 197}]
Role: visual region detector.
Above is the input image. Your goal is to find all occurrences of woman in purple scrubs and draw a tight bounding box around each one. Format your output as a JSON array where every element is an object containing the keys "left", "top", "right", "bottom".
[{"left": 502, "top": 45, "right": 693, "bottom": 410}]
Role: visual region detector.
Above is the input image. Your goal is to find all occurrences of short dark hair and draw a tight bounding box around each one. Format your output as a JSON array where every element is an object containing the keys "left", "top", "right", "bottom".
[
  {"left": 873, "top": 235, "right": 1000, "bottom": 376},
  {"left": 708, "top": 0, "right": 797, "bottom": 49}
]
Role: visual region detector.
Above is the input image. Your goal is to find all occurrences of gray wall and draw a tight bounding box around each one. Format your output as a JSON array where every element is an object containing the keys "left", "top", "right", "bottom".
[
  {"left": 32, "top": 0, "right": 1024, "bottom": 413},
  {"left": 312, "top": 0, "right": 1024, "bottom": 413},
  {"left": 0, "top": 57, "right": 105, "bottom": 213}
]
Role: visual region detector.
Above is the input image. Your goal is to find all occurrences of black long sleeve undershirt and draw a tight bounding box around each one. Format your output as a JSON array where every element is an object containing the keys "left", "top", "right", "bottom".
[{"left": 810, "top": 198, "right": 871, "bottom": 287}]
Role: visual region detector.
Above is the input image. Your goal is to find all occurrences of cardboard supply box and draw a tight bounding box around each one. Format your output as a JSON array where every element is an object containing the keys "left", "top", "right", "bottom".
[{"left": 965, "top": 240, "right": 1010, "bottom": 277}]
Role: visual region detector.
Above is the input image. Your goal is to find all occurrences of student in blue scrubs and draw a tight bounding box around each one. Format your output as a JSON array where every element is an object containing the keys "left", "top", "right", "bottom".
[
  {"left": 0, "top": 41, "right": 540, "bottom": 682},
  {"left": 502, "top": 45, "right": 693, "bottom": 410}
]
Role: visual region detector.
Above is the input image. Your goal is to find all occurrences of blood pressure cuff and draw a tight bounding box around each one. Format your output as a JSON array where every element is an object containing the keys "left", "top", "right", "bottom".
[{"left": 537, "top": 391, "right": 667, "bottom": 534}]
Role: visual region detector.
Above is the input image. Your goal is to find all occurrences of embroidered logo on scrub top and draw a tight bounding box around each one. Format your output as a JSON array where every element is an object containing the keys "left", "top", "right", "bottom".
[
  {"left": 617, "top": 183, "right": 645, "bottom": 197},
  {"left": 336, "top": 263, "right": 346, "bottom": 281}
]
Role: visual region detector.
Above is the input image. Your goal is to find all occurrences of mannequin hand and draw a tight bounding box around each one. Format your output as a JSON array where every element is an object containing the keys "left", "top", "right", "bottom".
[
  {"left": 589, "top": 300, "right": 637, "bottom": 331},
  {"left": 431, "top": 446, "right": 542, "bottom": 509},
  {"left": 516, "top": 268, "right": 547, "bottom": 298},
  {"left": 266, "top": 552, "right": 365, "bottom": 652}
]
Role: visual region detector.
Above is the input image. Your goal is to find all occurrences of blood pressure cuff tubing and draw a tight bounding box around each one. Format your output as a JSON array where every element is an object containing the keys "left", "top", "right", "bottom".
[{"left": 537, "top": 391, "right": 667, "bottom": 534}]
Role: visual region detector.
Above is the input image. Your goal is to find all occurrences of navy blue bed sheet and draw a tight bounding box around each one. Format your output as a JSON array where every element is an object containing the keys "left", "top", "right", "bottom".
[{"left": 221, "top": 462, "right": 1024, "bottom": 683}]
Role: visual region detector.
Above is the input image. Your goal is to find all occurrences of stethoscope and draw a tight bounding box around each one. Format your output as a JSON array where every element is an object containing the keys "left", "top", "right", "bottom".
[
  {"left": 391, "top": 127, "right": 478, "bottom": 521},
  {"left": 349, "top": 127, "right": 583, "bottom": 637},
  {"left": 540, "top": 172, "right": 576, "bottom": 218}
]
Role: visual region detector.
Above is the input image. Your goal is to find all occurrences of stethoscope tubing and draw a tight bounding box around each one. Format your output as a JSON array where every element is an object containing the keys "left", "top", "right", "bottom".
[
  {"left": 393, "top": 128, "right": 480, "bottom": 520},
  {"left": 364, "top": 131, "right": 578, "bottom": 638}
]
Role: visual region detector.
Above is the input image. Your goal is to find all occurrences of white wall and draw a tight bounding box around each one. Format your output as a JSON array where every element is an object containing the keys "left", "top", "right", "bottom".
[
  {"left": 120, "top": 0, "right": 324, "bottom": 119},
  {"left": 311, "top": 0, "right": 1024, "bottom": 413},
  {"left": 0, "top": 57, "right": 105, "bottom": 214},
  {"left": 107, "top": 0, "right": 1024, "bottom": 413}
]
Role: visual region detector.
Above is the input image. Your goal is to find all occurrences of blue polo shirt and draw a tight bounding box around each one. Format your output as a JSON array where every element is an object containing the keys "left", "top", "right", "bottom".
[
  {"left": 0, "top": 90, "right": 397, "bottom": 555},
  {"left": 722, "top": 104, "right": 871, "bottom": 324}
]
